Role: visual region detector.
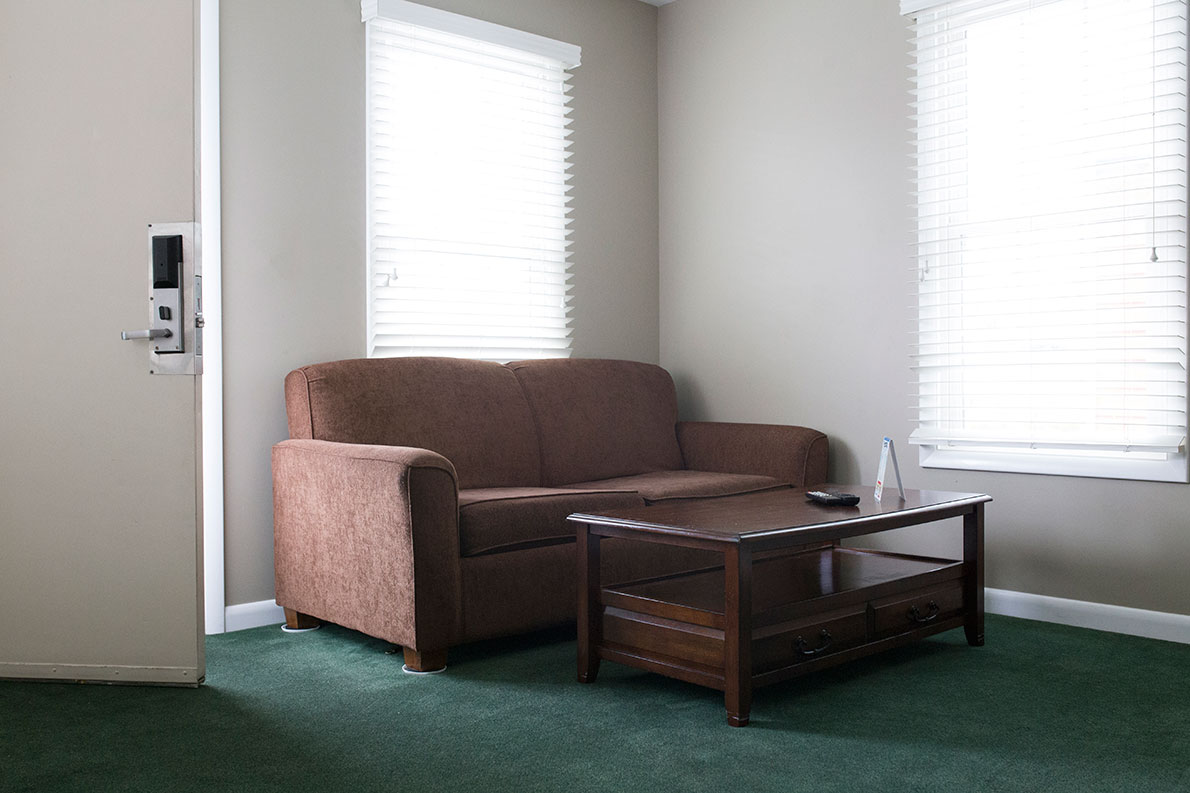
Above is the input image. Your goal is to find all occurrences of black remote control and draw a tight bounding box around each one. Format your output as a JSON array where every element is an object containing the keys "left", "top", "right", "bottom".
[{"left": 806, "top": 490, "right": 861, "bottom": 507}]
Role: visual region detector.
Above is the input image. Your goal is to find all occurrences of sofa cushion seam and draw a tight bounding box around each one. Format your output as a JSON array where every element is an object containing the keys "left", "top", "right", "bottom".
[
  {"left": 643, "top": 483, "right": 792, "bottom": 504},
  {"left": 803, "top": 433, "right": 828, "bottom": 485},
  {"left": 459, "top": 489, "right": 639, "bottom": 507},
  {"left": 462, "top": 536, "right": 575, "bottom": 557},
  {"left": 302, "top": 369, "right": 315, "bottom": 438},
  {"left": 507, "top": 365, "right": 549, "bottom": 486}
]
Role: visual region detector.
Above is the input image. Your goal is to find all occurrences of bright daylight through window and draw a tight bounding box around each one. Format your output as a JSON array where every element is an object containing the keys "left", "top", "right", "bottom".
[
  {"left": 904, "top": 0, "right": 1189, "bottom": 481},
  {"left": 363, "top": 0, "right": 579, "bottom": 361}
]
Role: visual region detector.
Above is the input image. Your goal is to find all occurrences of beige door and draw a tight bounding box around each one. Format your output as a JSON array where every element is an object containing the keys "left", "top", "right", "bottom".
[{"left": 0, "top": 0, "right": 204, "bottom": 684}]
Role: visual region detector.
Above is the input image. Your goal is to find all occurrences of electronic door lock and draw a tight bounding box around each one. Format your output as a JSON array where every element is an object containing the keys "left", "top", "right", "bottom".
[{"left": 120, "top": 222, "right": 201, "bottom": 375}]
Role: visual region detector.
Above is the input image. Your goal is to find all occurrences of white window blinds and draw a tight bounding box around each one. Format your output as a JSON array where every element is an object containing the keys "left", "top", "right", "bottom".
[
  {"left": 905, "top": 0, "right": 1189, "bottom": 480},
  {"left": 363, "top": 0, "right": 580, "bottom": 361}
]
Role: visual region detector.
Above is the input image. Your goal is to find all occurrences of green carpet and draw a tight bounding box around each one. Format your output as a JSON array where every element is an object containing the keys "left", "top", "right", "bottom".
[{"left": 2, "top": 615, "right": 1187, "bottom": 792}]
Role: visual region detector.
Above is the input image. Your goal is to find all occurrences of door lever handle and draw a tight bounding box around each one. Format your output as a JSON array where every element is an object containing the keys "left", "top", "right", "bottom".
[{"left": 121, "top": 328, "right": 173, "bottom": 341}]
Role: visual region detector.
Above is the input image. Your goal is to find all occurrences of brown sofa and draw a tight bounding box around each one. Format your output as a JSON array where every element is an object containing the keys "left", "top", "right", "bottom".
[{"left": 273, "top": 357, "right": 828, "bottom": 671}]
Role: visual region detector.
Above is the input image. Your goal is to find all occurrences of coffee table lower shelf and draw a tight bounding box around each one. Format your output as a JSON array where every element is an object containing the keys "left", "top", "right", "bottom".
[{"left": 589, "top": 547, "right": 970, "bottom": 719}]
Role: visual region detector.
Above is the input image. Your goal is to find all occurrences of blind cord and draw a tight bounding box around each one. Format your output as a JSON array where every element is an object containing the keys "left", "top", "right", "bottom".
[{"left": 1152, "top": 0, "right": 1160, "bottom": 263}]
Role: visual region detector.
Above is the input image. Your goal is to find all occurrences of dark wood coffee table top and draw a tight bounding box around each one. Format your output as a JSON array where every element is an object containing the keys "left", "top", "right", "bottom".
[{"left": 569, "top": 485, "right": 991, "bottom": 547}]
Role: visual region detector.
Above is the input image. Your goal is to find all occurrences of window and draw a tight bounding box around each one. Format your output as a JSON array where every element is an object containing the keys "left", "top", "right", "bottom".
[
  {"left": 363, "top": 0, "right": 580, "bottom": 361},
  {"left": 903, "top": 0, "right": 1188, "bottom": 481}
]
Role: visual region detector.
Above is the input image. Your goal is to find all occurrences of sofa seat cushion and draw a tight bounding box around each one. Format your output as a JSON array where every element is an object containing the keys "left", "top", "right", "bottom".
[
  {"left": 563, "top": 470, "right": 790, "bottom": 503},
  {"left": 458, "top": 487, "right": 644, "bottom": 557}
]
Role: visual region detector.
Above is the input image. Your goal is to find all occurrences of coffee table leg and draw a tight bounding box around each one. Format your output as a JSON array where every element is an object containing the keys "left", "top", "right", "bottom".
[
  {"left": 724, "top": 544, "right": 753, "bottom": 727},
  {"left": 577, "top": 522, "right": 602, "bottom": 683},
  {"left": 963, "top": 503, "right": 985, "bottom": 647}
]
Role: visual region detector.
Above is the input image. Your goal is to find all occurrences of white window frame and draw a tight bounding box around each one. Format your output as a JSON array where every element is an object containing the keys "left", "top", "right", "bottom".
[{"left": 904, "top": 0, "right": 1189, "bottom": 483}]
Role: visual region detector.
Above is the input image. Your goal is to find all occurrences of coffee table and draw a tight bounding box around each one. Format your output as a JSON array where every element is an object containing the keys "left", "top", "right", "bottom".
[{"left": 569, "top": 485, "right": 990, "bottom": 727}]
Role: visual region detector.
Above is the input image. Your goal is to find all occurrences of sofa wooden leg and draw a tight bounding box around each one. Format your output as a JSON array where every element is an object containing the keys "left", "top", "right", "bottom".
[
  {"left": 403, "top": 647, "right": 447, "bottom": 673},
  {"left": 283, "top": 608, "right": 321, "bottom": 630}
]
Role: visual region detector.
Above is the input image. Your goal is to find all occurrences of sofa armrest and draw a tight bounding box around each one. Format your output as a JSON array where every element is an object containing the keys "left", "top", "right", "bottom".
[
  {"left": 272, "top": 438, "right": 462, "bottom": 652},
  {"left": 676, "top": 421, "right": 828, "bottom": 487}
]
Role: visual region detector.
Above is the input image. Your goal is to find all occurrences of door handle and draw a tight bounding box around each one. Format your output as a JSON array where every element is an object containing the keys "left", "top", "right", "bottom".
[{"left": 121, "top": 328, "right": 173, "bottom": 341}]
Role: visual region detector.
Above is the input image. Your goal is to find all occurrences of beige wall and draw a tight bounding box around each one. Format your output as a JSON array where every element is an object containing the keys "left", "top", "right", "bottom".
[
  {"left": 658, "top": 0, "right": 1190, "bottom": 615},
  {"left": 221, "top": 0, "right": 661, "bottom": 605}
]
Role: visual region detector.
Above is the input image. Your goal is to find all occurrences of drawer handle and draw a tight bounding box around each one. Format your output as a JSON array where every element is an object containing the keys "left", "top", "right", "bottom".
[
  {"left": 793, "top": 628, "right": 833, "bottom": 656},
  {"left": 908, "top": 601, "right": 940, "bottom": 623}
]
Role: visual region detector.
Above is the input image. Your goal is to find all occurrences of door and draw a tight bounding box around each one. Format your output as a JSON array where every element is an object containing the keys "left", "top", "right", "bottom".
[{"left": 0, "top": 0, "right": 204, "bottom": 684}]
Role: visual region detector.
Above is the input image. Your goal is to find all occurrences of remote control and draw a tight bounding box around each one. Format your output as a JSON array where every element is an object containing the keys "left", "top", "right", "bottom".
[{"left": 806, "top": 490, "right": 861, "bottom": 507}]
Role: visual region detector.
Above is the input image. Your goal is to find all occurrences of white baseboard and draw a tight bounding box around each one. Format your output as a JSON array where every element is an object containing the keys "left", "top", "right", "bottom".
[
  {"left": 0, "top": 662, "right": 201, "bottom": 685},
  {"left": 986, "top": 587, "right": 1190, "bottom": 645},
  {"left": 224, "top": 599, "right": 286, "bottom": 632},
  {"left": 217, "top": 593, "right": 1190, "bottom": 645}
]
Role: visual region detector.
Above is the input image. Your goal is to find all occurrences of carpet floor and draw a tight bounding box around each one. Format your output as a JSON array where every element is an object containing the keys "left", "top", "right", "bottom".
[{"left": 1, "top": 615, "right": 1187, "bottom": 792}]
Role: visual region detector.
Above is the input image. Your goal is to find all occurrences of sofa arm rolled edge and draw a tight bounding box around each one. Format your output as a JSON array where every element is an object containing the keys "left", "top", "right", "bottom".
[{"left": 272, "top": 438, "right": 458, "bottom": 483}]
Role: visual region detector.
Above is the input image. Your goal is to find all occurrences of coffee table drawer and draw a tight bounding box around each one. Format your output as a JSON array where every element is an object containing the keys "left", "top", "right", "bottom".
[
  {"left": 872, "top": 582, "right": 963, "bottom": 638},
  {"left": 753, "top": 606, "right": 868, "bottom": 672}
]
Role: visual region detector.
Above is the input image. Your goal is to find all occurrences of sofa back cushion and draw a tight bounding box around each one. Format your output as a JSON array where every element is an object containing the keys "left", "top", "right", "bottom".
[
  {"left": 285, "top": 357, "right": 541, "bottom": 489},
  {"left": 507, "top": 358, "right": 684, "bottom": 485}
]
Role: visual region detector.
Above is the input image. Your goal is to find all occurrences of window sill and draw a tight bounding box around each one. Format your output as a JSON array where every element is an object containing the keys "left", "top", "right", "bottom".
[{"left": 916, "top": 445, "right": 1189, "bottom": 483}]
